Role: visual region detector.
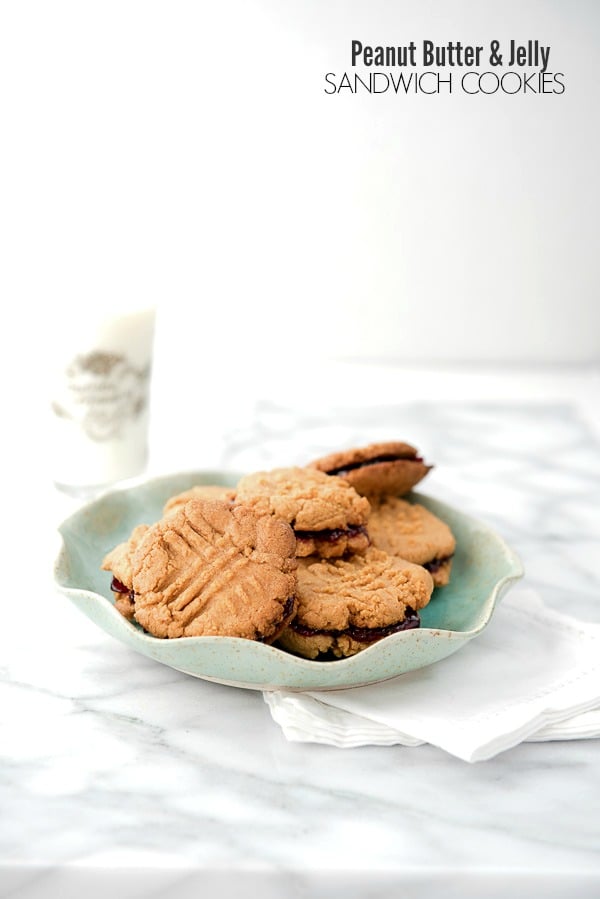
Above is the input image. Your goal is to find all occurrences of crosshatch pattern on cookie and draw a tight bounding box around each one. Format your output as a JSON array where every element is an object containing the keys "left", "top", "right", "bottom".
[{"left": 104, "top": 499, "right": 298, "bottom": 641}]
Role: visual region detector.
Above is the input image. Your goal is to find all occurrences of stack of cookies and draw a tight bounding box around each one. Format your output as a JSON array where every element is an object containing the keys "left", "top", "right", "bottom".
[{"left": 101, "top": 441, "right": 456, "bottom": 660}]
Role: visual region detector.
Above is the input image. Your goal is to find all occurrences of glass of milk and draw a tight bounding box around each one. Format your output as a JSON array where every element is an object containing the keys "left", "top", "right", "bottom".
[{"left": 49, "top": 303, "right": 156, "bottom": 497}]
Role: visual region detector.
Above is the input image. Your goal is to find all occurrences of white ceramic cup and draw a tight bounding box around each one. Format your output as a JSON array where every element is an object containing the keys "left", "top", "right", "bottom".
[{"left": 49, "top": 305, "right": 156, "bottom": 496}]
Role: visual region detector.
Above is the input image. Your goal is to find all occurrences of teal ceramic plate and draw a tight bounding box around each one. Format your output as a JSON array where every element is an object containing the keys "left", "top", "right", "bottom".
[{"left": 54, "top": 470, "right": 523, "bottom": 692}]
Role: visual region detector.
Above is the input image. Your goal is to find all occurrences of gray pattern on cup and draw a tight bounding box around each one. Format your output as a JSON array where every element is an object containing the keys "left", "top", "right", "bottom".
[{"left": 52, "top": 351, "right": 151, "bottom": 441}]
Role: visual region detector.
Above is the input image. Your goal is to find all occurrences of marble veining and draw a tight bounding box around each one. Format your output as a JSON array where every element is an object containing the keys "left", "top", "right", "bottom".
[{"left": 2, "top": 391, "right": 600, "bottom": 897}]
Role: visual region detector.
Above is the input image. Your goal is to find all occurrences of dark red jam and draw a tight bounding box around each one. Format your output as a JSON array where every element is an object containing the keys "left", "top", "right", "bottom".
[
  {"left": 290, "top": 606, "right": 420, "bottom": 642},
  {"left": 327, "top": 453, "right": 422, "bottom": 477},
  {"left": 423, "top": 554, "right": 454, "bottom": 574},
  {"left": 281, "top": 595, "right": 296, "bottom": 620},
  {"left": 295, "top": 524, "right": 368, "bottom": 544},
  {"left": 110, "top": 577, "right": 135, "bottom": 601}
]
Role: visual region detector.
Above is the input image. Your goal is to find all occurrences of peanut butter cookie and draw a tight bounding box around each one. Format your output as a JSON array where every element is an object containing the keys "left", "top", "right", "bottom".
[
  {"left": 236, "top": 466, "right": 371, "bottom": 558},
  {"left": 276, "top": 547, "right": 433, "bottom": 659},
  {"left": 101, "top": 524, "right": 150, "bottom": 620},
  {"left": 368, "top": 496, "right": 456, "bottom": 587},
  {"left": 308, "top": 441, "right": 432, "bottom": 498},
  {"left": 102, "top": 499, "right": 297, "bottom": 641},
  {"left": 163, "top": 484, "right": 236, "bottom": 516}
]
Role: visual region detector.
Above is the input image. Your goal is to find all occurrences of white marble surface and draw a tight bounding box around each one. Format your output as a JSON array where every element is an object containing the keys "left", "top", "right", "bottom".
[{"left": 3, "top": 363, "right": 600, "bottom": 897}]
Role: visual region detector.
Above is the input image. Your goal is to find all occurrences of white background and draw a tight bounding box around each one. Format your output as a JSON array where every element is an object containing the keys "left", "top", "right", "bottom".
[{"left": 1, "top": 0, "right": 599, "bottom": 376}]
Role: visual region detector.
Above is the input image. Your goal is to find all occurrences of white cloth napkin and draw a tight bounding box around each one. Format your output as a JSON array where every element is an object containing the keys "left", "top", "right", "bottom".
[{"left": 264, "top": 589, "right": 600, "bottom": 762}]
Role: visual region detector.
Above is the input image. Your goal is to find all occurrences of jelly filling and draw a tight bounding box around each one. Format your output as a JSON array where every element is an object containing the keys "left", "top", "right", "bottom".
[
  {"left": 280, "top": 595, "right": 296, "bottom": 620},
  {"left": 326, "top": 453, "right": 423, "bottom": 477},
  {"left": 111, "top": 576, "right": 135, "bottom": 602},
  {"left": 290, "top": 606, "right": 420, "bottom": 642},
  {"left": 423, "top": 554, "right": 454, "bottom": 574},
  {"left": 295, "top": 524, "right": 368, "bottom": 544}
]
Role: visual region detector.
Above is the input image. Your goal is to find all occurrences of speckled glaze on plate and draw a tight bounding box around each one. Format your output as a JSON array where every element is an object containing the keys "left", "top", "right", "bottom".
[{"left": 54, "top": 470, "right": 523, "bottom": 692}]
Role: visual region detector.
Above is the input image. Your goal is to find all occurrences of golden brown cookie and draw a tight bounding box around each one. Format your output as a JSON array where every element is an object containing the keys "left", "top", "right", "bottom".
[
  {"left": 101, "top": 524, "right": 150, "bottom": 619},
  {"left": 276, "top": 547, "right": 433, "bottom": 660},
  {"left": 163, "top": 484, "right": 236, "bottom": 516},
  {"left": 236, "top": 467, "right": 371, "bottom": 558},
  {"left": 308, "top": 441, "right": 432, "bottom": 498},
  {"left": 368, "top": 496, "right": 456, "bottom": 587},
  {"left": 102, "top": 499, "right": 297, "bottom": 641}
]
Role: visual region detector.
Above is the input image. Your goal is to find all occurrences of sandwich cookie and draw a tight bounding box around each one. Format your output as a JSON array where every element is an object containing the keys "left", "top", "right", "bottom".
[
  {"left": 308, "top": 441, "right": 432, "bottom": 499},
  {"left": 236, "top": 466, "right": 371, "bottom": 558},
  {"left": 101, "top": 523, "right": 150, "bottom": 620},
  {"left": 163, "top": 484, "right": 236, "bottom": 516},
  {"left": 102, "top": 499, "right": 297, "bottom": 641},
  {"left": 368, "top": 496, "right": 456, "bottom": 587},
  {"left": 276, "top": 547, "right": 434, "bottom": 660}
]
